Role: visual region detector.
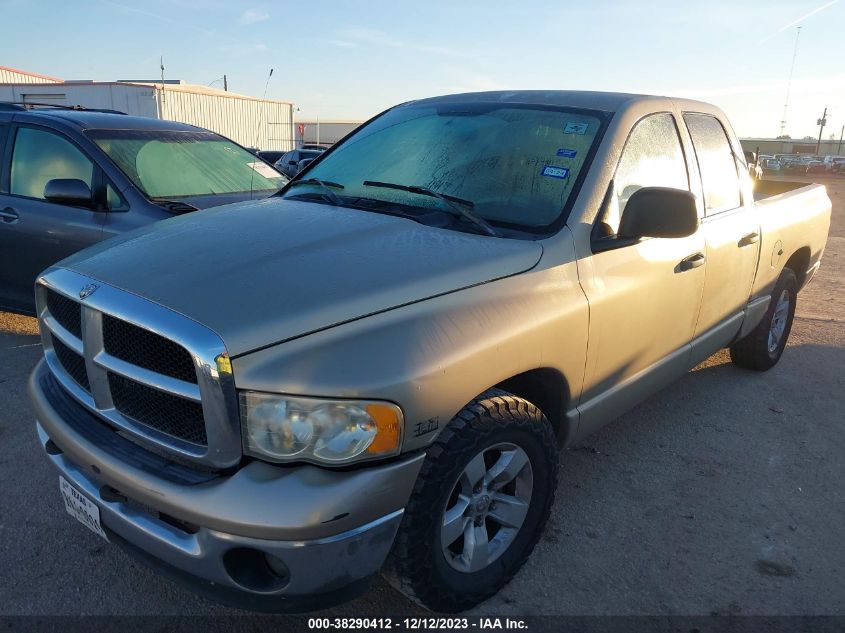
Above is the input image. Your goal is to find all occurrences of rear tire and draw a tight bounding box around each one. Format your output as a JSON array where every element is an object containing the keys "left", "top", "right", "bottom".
[
  {"left": 730, "top": 268, "right": 797, "bottom": 371},
  {"left": 388, "top": 389, "right": 558, "bottom": 612}
]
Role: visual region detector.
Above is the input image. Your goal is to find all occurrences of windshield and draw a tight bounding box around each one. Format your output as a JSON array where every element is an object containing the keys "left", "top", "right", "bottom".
[
  {"left": 285, "top": 102, "right": 604, "bottom": 231},
  {"left": 88, "top": 129, "right": 288, "bottom": 199}
]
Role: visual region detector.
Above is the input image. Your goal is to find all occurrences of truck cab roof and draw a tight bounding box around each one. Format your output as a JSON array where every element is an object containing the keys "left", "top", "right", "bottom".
[{"left": 409, "top": 90, "right": 715, "bottom": 115}]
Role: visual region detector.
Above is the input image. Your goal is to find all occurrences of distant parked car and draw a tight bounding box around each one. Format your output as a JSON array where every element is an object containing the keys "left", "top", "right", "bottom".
[
  {"left": 760, "top": 158, "right": 781, "bottom": 173},
  {"left": 300, "top": 144, "right": 328, "bottom": 151},
  {"left": 806, "top": 161, "right": 827, "bottom": 175},
  {"left": 782, "top": 160, "right": 809, "bottom": 175},
  {"left": 257, "top": 150, "right": 287, "bottom": 165},
  {"left": 823, "top": 156, "right": 845, "bottom": 173},
  {"left": 0, "top": 103, "right": 288, "bottom": 314},
  {"left": 274, "top": 148, "right": 324, "bottom": 177}
]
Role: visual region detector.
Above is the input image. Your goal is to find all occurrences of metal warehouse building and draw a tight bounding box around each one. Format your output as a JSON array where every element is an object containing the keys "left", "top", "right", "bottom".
[
  {"left": 0, "top": 65, "right": 62, "bottom": 84},
  {"left": 297, "top": 120, "right": 364, "bottom": 146},
  {"left": 739, "top": 137, "right": 844, "bottom": 157},
  {"left": 0, "top": 76, "right": 295, "bottom": 151}
]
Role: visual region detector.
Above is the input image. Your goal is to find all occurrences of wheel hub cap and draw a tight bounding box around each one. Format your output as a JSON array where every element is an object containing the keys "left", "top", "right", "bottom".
[
  {"left": 768, "top": 289, "right": 790, "bottom": 353},
  {"left": 440, "top": 443, "right": 534, "bottom": 573}
]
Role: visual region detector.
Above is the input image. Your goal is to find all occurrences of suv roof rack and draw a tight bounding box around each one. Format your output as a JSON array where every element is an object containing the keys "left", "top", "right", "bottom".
[{"left": 0, "top": 101, "right": 127, "bottom": 115}]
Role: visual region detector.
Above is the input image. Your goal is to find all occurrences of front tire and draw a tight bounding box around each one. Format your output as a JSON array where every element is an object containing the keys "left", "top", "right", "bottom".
[
  {"left": 389, "top": 389, "right": 558, "bottom": 612},
  {"left": 730, "top": 268, "right": 797, "bottom": 371}
]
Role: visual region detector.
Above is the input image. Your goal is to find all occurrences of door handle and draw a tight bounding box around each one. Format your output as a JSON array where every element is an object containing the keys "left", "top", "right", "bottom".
[
  {"left": 738, "top": 231, "right": 760, "bottom": 247},
  {"left": 677, "top": 252, "right": 706, "bottom": 272},
  {"left": 0, "top": 207, "right": 19, "bottom": 224}
]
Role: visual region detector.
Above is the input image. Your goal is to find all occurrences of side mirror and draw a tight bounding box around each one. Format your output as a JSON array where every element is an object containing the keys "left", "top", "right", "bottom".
[
  {"left": 44, "top": 179, "right": 94, "bottom": 208},
  {"left": 617, "top": 187, "right": 699, "bottom": 239}
]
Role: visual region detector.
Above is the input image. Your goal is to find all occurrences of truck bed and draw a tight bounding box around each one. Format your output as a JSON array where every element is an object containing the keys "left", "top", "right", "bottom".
[{"left": 753, "top": 179, "right": 815, "bottom": 201}]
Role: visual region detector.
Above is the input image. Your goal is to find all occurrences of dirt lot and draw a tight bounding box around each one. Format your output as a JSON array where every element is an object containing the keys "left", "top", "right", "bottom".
[{"left": 0, "top": 175, "right": 843, "bottom": 617}]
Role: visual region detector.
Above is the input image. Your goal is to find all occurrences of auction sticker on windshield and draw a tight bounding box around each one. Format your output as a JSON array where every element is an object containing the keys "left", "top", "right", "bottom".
[
  {"left": 563, "top": 121, "right": 589, "bottom": 134},
  {"left": 59, "top": 476, "right": 108, "bottom": 541},
  {"left": 541, "top": 165, "right": 570, "bottom": 179}
]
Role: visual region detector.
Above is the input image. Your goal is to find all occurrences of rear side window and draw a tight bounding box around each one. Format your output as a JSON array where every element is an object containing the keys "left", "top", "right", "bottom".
[
  {"left": 10, "top": 127, "right": 94, "bottom": 199},
  {"left": 596, "top": 113, "right": 689, "bottom": 238},
  {"left": 0, "top": 124, "right": 6, "bottom": 191},
  {"left": 683, "top": 114, "right": 741, "bottom": 214}
]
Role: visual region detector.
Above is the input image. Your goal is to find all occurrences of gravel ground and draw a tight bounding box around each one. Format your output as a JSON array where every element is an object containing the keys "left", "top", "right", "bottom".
[{"left": 0, "top": 175, "right": 842, "bottom": 618}]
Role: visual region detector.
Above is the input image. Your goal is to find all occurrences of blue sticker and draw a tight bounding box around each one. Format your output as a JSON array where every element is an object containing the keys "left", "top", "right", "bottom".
[
  {"left": 563, "top": 121, "right": 589, "bottom": 135},
  {"left": 541, "top": 165, "right": 569, "bottom": 180},
  {"left": 556, "top": 148, "right": 578, "bottom": 158}
]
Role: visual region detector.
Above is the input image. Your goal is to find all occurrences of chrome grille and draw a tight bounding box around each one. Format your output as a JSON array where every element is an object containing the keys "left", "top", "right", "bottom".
[
  {"left": 46, "top": 289, "right": 82, "bottom": 338},
  {"left": 36, "top": 270, "right": 241, "bottom": 469},
  {"left": 103, "top": 314, "right": 197, "bottom": 384},
  {"left": 51, "top": 334, "right": 90, "bottom": 391},
  {"left": 108, "top": 372, "right": 208, "bottom": 445}
]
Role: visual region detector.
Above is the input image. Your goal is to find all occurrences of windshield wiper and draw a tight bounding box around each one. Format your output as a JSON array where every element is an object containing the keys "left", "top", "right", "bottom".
[
  {"left": 362, "top": 180, "right": 497, "bottom": 236},
  {"left": 286, "top": 178, "right": 344, "bottom": 205},
  {"left": 151, "top": 198, "right": 200, "bottom": 214}
]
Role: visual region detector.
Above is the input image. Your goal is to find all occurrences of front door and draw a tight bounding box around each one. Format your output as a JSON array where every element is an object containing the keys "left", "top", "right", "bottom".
[
  {"left": 578, "top": 112, "right": 706, "bottom": 435},
  {"left": 0, "top": 125, "right": 103, "bottom": 312}
]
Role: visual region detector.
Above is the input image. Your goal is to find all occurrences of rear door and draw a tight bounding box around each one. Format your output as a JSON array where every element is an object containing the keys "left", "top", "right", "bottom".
[
  {"left": 683, "top": 113, "right": 760, "bottom": 362},
  {"left": 0, "top": 124, "right": 104, "bottom": 313}
]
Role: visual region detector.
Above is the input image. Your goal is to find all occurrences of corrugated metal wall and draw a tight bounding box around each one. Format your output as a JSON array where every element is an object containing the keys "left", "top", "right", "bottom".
[
  {"left": 298, "top": 121, "right": 363, "bottom": 145},
  {"left": 0, "top": 81, "right": 294, "bottom": 152},
  {"left": 0, "top": 67, "right": 62, "bottom": 84},
  {"left": 156, "top": 87, "right": 294, "bottom": 151}
]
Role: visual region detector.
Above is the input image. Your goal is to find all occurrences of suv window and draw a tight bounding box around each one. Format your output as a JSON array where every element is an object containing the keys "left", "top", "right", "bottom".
[
  {"left": 596, "top": 113, "right": 689, "bottom": 238},
  {"left": 106, "top": 182, "right": 127, "bottom": 210},
  {"left": 10, "top": 127, "right": 94, "bottom": 200},
  {"left": 683, "top": 113, "right": 741, "bottom": 214}
]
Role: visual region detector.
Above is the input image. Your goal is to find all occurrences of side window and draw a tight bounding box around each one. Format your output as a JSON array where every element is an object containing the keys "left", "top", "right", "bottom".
[
  {"left": 106, "top": 182, "right": 127, "bottom": 210},
  {"left": 683, "top": 114, "right": 741, "bottom": 214},
  {"left": 10, "top": 127, "right": 94, "bottom": 200},
  {"left": 0, "top": 124, "right": 6, "bottom": 191},
  {"left": 597, "top": 113, "right": 689, "bottom": 238}
]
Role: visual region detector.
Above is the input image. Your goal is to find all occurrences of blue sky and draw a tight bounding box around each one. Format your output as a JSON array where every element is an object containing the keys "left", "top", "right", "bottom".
[{"left": 2, "top": 0, "right": 843, "bottom": 139}]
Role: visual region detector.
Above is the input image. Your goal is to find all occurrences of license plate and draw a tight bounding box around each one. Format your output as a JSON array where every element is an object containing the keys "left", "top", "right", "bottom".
[{"left": 59, "top": 476, "right": 109, "bottom": 542}]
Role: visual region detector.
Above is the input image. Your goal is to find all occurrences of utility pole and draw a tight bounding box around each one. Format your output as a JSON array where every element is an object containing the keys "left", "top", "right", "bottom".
[
  {"left": 223, "top": 74, "right": 228, "bottom": 91},
  {"left": 815, "top": 107, "right": 827, "bottom": 155},
  {"left": 780, "top": 26, "right": 801, "bottom": 137},
  {"left": 838, "top": 125, "right": 843, "bottom": 155}
]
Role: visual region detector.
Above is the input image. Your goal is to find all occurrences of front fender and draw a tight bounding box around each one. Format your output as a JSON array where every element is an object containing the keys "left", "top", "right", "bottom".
[{"left": 231, "top": 236, "right": 588, "bottom": 453}]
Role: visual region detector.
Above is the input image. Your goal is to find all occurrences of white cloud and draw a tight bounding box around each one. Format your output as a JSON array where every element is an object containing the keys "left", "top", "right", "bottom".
[
  {"left": 239, "top": 8, "right": 269, "bottom": 25},
  {"left": 758, "top": 0, "right": 840, "bottom": 43}
]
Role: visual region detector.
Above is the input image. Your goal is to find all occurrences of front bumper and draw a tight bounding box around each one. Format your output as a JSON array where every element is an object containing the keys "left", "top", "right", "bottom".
[{"left": 30, "top": 361, "right": 424, "bottom": 611}]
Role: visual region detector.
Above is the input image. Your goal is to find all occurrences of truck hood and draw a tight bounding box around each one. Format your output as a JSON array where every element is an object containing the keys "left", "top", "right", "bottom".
[{"left": 62, "top": 198, "right": 543, "bottom": 356}]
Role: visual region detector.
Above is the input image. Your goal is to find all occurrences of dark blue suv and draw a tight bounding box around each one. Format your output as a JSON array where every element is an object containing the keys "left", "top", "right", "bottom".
[{"left": 0, "top": 104, "right": 288, "bottom": 314}]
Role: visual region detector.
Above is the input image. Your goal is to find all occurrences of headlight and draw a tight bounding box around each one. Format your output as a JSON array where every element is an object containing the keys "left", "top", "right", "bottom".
[{"left": 240, "top": 391, "right": 403, "bottom": 465}]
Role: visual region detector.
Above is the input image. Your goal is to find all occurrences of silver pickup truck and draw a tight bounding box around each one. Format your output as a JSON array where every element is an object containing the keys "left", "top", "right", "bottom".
[{"left": 28, "top": 91, "right": 831, "bottom": 613}]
